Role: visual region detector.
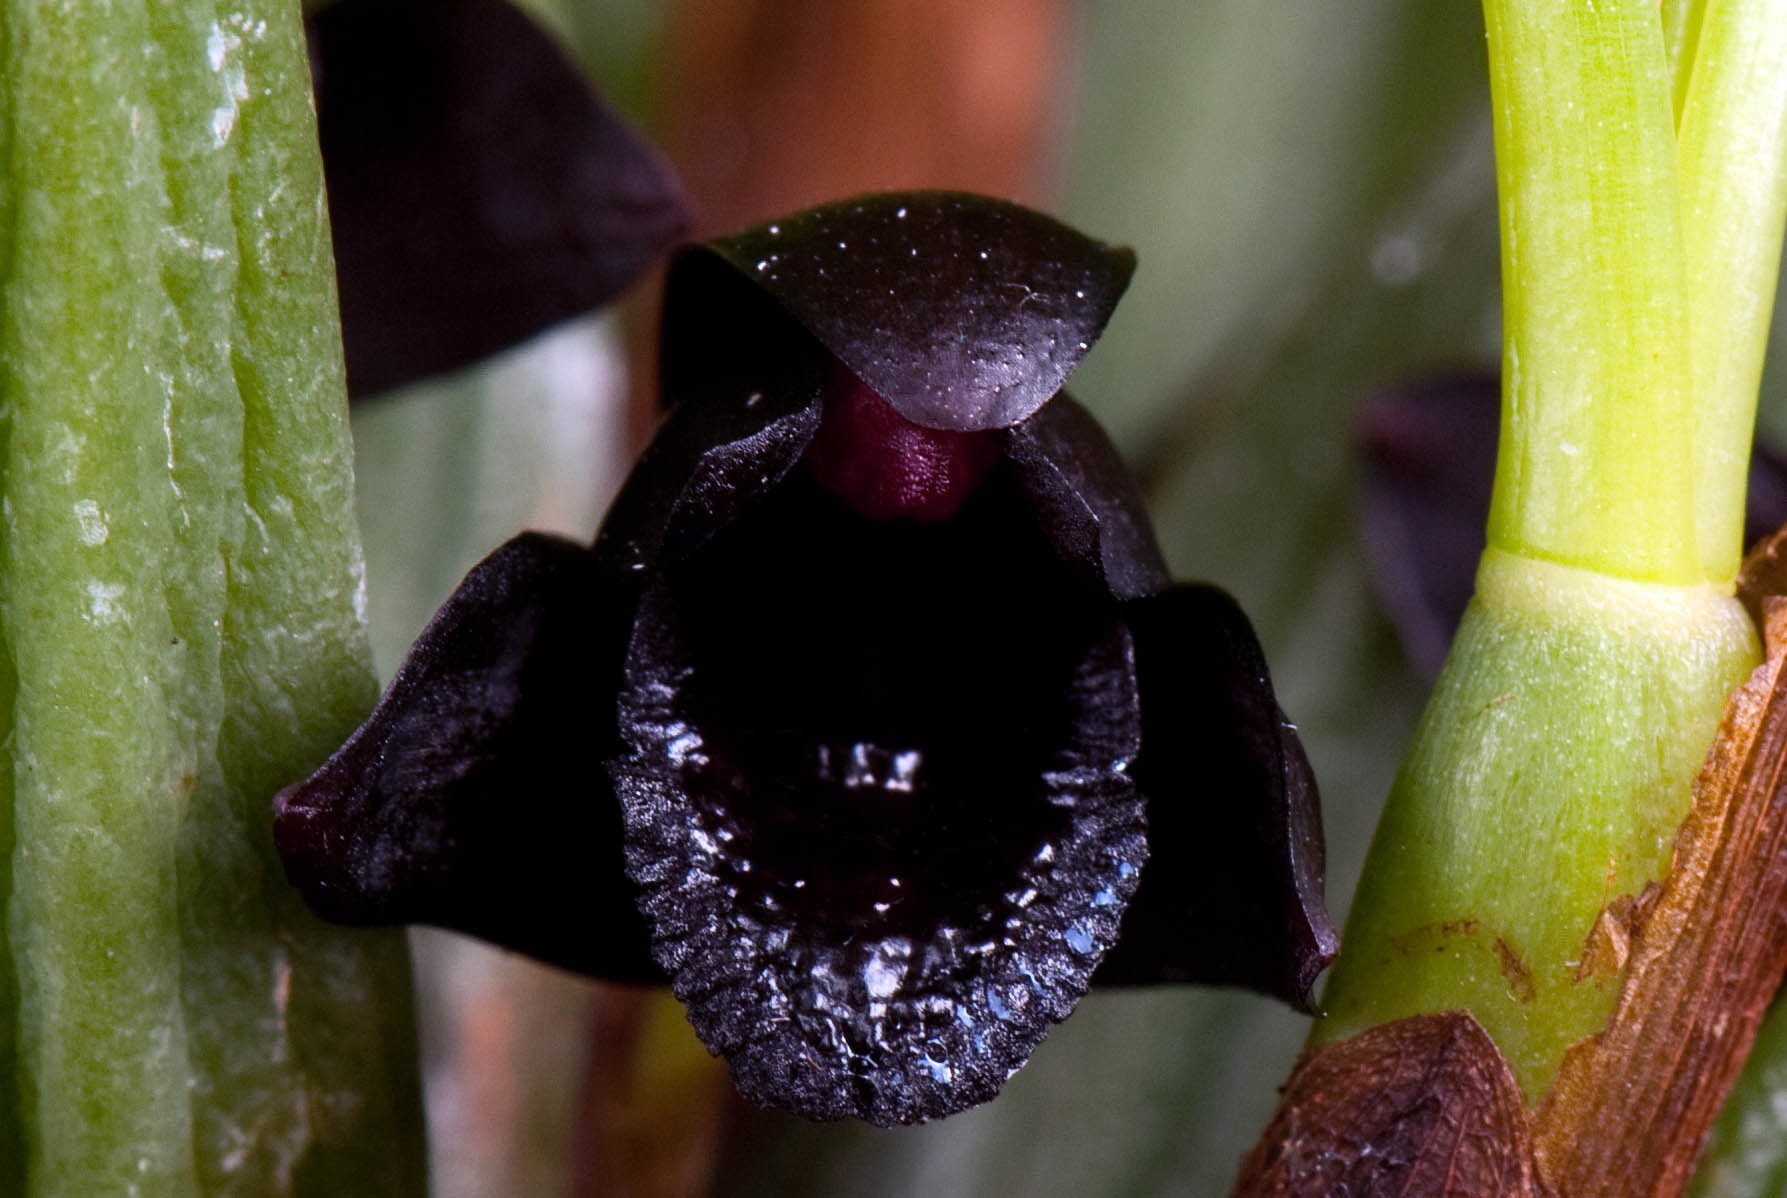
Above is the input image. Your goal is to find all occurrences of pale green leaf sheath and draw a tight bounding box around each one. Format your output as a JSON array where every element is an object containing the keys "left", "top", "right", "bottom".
[
  {"left": 0, "top": 1, "right": 423, "bottom": 1194},
  {"left": 1316, "top": 0, "right": 1774, "bottom": 1101}
]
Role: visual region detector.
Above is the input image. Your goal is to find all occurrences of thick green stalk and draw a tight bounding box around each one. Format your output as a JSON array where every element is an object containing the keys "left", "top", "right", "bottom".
[
  {"left": 1317, "top": 553, "right": 1758, "bottom": 1097},
  {"left": 1317, "top": 0, "right": 1776, "bottom": 1101},
  {"left": 0, "top": 0, "right": 424, "bottom": 1193},
  {"left": 1679, "top": 0, "right": 1787, "bottom": 581},
  {"left": 1482, "top": 0, "right": 1698, "bottom": 584},
  {"left": 3, "top": 3, "right": 200, "bottom": 1187}
]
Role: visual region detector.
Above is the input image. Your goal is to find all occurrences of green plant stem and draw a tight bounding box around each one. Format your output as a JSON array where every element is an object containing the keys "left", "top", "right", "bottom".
[
  {"left": 0, "top": 0, "right": 424, "bottom": 1192},
  {"left": 1482, "top": 0, "right": 1698, "bottom": 584},
  {"left": 2, "top": 3, "right": 199, "bottom": 1186},
  {"left": 1317, "top": 0, "right": 1787, "bottom": 1102},
  {"left": 1316, "top": 552, "right": 1758, "bottom": 1098},
  {"left": 1662, "top": 0, "right": 1706, "bottom": 122},
  {"left": 1679, "top": 0, "right": 1787, "bottom": 581}
]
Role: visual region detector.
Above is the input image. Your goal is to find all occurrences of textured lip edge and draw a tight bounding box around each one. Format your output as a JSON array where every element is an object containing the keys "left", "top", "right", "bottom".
[
  {"left": 1095, "top": 583, "right": 1336, "bottom": 1007},
  {"left": 605, "top": 411, "right": 1154, "bottom": 1123}
]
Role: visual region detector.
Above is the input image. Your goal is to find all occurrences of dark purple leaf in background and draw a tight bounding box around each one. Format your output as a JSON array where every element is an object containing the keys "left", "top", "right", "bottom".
[
  {"left": 1357, "top": 373, "right": 1787, "bottom": 678},
  {"left": 276, "top": 192, "right": 1333, "bottom": 1125},
  {"left": 311, "top": 0, "right": 690, "bottom": 397},
  {"left": 1354, "top": 371, "right": 1499, "bottom": 680},
  {"left": 1750, "top": 442, "right": 1787, "bottom": 548}
]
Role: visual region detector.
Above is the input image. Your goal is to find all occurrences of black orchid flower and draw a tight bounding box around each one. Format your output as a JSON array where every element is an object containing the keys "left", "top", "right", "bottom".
[
  {"left": 309, "top": 0, "right": 691, "bottom": 397},
  {"left": 274, "top": 191, "right": 1336, "bottom": 1125}
]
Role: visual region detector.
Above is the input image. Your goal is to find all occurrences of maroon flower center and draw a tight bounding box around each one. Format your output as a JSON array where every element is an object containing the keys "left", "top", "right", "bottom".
[{"left": 805, "top": 361, "right": 1002, "bottom": 521}]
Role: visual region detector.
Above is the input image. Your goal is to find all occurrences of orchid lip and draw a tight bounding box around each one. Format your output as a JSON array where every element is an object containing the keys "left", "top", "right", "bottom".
[{"left": 611, "top": 464, "right": 1149, "bottom": 1123}]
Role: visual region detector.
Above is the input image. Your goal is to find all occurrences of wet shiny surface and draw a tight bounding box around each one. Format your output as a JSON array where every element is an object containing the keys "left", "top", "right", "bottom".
[{"left": 614, "top": 468, "right": 1147, "bottom": 1123}]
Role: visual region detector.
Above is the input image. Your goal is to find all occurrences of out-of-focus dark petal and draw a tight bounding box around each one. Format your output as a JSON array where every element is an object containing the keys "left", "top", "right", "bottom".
[
  {"left": 312, "top": 0, "right": 691, "bottom": 397},
  {"left": 1354, "top": 370, "right": 1499, "bottom": 679},
  {"left": 273, "top": 532, "right": 661, "bottom": 982},
  {"left": 1747, "top": 439, "right": 1787, "bottom": 549},
  {"left": 688, "top": 191, "right": 1135, "bottom": 432},
  {"left": 1094, "top": 583, "right": 1337, "bottom": 1006},
  {"left": 612, "top": 462, "right": 1150, "bottom": 1125},
  {"left": 1004, "top": 392, "right": 1171, "bottom": 600},
  {"left": 1357, "top": 372, "right": 1787, "bottom": 678},
  {"left": 1236, "top": 1012, "right": 1547, "bottom": 1197}
]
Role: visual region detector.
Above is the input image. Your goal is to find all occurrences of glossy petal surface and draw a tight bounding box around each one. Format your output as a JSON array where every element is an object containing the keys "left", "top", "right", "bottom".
[
  {"left": 616, "top": 464, "right": 1148, "bottom": 1123},
  {"left": 274, "top": 533, "right": 658, "bottom": 981},
  {"left": 1095, "top": 584, "right": 1336, "bottom": 1004},
  {"left": 685, "top": 191, "right": 1135, "bottom": 431}
]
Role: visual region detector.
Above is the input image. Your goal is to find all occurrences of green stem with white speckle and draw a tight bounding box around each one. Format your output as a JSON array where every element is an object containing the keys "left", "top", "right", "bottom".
[{"left": 0, "top": 0, "right": 424, "bottom": 1191}]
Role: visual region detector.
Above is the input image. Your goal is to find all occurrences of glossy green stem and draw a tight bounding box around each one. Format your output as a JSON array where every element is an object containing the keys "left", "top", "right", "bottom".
[
  {"left": 1482, "top": 0, "right": 1698, "bottom": 584},
  {"left": 1316, "top": 552, "right": 1758, "bottom": 1099},
  {"left": 1679, "top": 0, "right": 1787, "bottom": 581},
  {"left": 0, "top": 0, "right": 424, "bottom": 1192},
  {"left": 1318, "top": 0, "right": 1787, "bottom": 1103}
]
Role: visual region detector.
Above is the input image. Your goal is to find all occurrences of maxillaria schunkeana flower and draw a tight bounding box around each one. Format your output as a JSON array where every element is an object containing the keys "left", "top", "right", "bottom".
[{"left": 275, "top": 191, "right": 1335, "bottom": 1125}]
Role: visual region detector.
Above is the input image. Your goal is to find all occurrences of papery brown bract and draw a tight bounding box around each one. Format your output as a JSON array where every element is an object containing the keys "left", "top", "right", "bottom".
[
  {"left": 276, "top": 192, "right": 1335, "bottom": 1124},
  {"left": 1235, "top": 1012, "right": 1548, "bottom": 1197}
]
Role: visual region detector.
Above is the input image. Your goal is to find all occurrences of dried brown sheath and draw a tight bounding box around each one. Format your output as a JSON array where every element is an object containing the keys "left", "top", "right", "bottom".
[
  {"left": 1234, "top": 1011, "right": 1547, "bottom": 1197},
  {"left": 1525, "top": 533, "right": 1787, "bottom": 1195}
]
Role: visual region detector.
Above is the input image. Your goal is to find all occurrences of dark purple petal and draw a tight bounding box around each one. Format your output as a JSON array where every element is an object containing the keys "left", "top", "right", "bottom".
[
  {"left": 1094, "top": 583, "right": 1337, "bottom": 1006},
  {"left": 1354, "top": 371, "right": 1499, "bottom": 679},
  {"left": 1748, "top": 440, "right": 1787, "bottom": 549},
  {"left": 312, "top": 0, "right": 690, "bottom": 397},
  {"left": 679, "top": 191, "right": 1135, "bottom": 432},
  {"left": 273, "top": 533, "right": 660, "bottom": 982},
  {"left": 1005, "top": 392, "right": 1172, "bottom": 600},
  {"left": 611, "top": 462, "right": 1148, "bottom": 1124}
]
